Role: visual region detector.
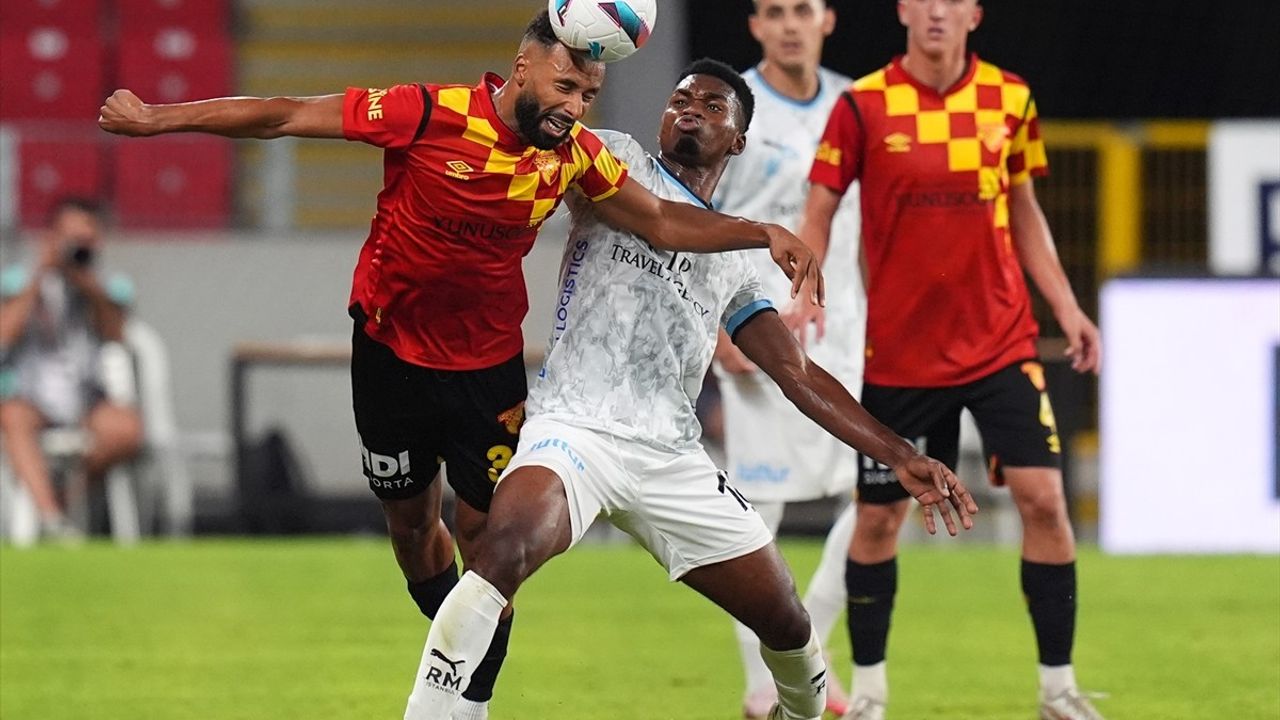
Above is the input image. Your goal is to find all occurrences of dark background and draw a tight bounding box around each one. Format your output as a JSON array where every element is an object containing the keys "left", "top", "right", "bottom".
[{"left": 687, "top": 0, "right": 1280, "bottom": 118}]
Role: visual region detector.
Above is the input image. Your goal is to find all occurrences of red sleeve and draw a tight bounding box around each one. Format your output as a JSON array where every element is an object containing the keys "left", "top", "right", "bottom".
[
  {"left": 568, "top": 126, "right": 629, "bottom": 202},
  {"left": 1008, "top": 96, "right": 1049, "bottom": 186},
  {"left": 342, "top": 84, "right": 430, "bottom": 150},
  {"left": 808, "top": 92, "right": 864, "bottom": 195}
]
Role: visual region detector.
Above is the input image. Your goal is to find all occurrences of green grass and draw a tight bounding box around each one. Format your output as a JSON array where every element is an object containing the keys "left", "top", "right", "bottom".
[{"left": 2, "top": 539, "right": 1278, "bottom": 719}]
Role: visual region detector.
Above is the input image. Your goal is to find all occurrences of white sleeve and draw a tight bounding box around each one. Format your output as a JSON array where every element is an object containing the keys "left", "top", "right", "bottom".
[
  {"left": 721, "top": 258, "right": 775, "bottom": 339},
  {"left": 594, "top": 129, "right": 647, "bottom": 170}
]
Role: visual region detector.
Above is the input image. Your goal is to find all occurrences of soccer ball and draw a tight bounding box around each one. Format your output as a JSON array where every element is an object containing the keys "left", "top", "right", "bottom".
[{"left": 548, "top": 0, "right": 658, "bottom": 63}]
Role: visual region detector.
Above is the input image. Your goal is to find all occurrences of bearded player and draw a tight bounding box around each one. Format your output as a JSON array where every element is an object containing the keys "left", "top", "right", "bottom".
[{"left": 99, "top": 11, "right": 822, "bottom": 720}]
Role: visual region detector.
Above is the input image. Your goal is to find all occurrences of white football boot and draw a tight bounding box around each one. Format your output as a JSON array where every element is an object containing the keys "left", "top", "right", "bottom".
[{"left": 1039, "top": 688, "right": 1106, "bottom": 720}]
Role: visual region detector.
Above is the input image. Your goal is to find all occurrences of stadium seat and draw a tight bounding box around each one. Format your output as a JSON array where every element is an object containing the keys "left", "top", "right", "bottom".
[
  {"left": 123, "top": 319, "right": 195, "bottom": 537},
  {"left": 0, "top": 29, "right": 107, "bottom": 120},
  {"left": 116, "top": 29, "right": 232, "bottom": 104},
  {"left": 114, "top": 0, "right": 229, "bottom": 35},
  {"left": 0, "top": 0, "right": 102, "bottom": 39},
  {"left": 13, "top": 132, "right": 105, "bottom": 229},
  {"left": 0, "top": 428, "right": 141, "bottom": 546},
  {"left": 113, "top": 136, "right": 233, "bottom": 228},
  {"left": 0, "top": 320, "right": 194, "bottom": 545}
]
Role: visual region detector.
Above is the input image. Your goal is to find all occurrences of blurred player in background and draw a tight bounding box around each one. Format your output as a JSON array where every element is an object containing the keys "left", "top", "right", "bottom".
[
  {"left": 798, "top": 1, "right": 1104, "bottom": 718},
  {"left": 0, "top": 198, "right": 142, "bottom": 542},
  {"left": 709, "top": 1, "right": 865, "bottom": 717},
  {"left": 405, "top": 59, "right": 976, "bottom": 720},
  {"left": 99, "top": 11, "right": 821, "bottom": 720}
]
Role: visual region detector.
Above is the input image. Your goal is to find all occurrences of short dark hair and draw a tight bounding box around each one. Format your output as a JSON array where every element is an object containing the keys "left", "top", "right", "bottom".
[
  {"left": 523, "top": 8, "right": 559, "bottom": 47},
  {"left": 48, "top": 196, "right": 103, "bottom": 226},
  {"left": 523, "top": 9, "right": 600, "bottom": 68},
  {"left": 678, "top": 58, "right": 755, "bottom": 131}
]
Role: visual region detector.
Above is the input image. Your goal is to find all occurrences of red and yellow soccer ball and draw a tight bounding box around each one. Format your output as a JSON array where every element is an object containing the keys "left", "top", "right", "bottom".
[{"left": 548, "top": 0, "right": 658, "bottom": 63}]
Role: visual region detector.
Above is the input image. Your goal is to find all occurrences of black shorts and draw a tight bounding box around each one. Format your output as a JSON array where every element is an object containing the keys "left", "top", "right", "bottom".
[
  {"left": 350, "top": 324, "right": 526, "bottom": 512},
  {"left": 858, "top": 360, "right": 1062, "bottom": 504}
]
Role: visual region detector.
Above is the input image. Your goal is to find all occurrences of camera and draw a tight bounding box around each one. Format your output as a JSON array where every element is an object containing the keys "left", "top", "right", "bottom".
[{"left": 64, "top": 242, "right": 95, "bottom": 268}]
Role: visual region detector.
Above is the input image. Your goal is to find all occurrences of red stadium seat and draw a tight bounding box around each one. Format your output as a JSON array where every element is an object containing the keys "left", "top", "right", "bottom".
[
  {"left": 0, "top": 0, "right": 102, "bottom": 36},
  {"left": 16, "top": 134, "right": 105, "bottom": 228},
  {"left": 116, "top": 29, "right": 231, "bottom": 103},
  {"left": 0, "top": 29, "right": 106, "bottom": 120},
  {"left": 112, "top": 136, "right": 232, "bottom": 228},
  {"left": 114, "top": 0, "right": 229, "bottom": 35}
]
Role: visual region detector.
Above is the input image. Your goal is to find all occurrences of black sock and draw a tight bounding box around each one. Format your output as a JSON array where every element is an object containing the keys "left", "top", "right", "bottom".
[
  {"left": 462, "top": 612, "right": 514, "bottom": 702},
  {"left": 1021, "top": 559, "right": 1076, "bottom": 666},
  {"left": 846, "top": 558, "right": 897, "bottom": 666},
  {"left": 406, "top": 560, "right": 459, "bottom": 618}
]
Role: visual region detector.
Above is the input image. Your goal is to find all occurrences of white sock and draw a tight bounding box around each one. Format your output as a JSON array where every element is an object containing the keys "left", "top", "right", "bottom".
[
  {"left": 759, "top": 628, "right": 826, "bottom": 720},
  {"left": 450, "top": 698, "right": 488, "bottom": 720},
  {"left": 404, "top": 572, "right": 507, "bottom": 720},
  {"left": 803, "top": 502, "right": 856, "bottom": 642},
  {"left": 852, "top": 661, "right": 887, "bottom": 703},
  {"left": 1039, "top": 664, "right": 1077, "bottom": 699}
]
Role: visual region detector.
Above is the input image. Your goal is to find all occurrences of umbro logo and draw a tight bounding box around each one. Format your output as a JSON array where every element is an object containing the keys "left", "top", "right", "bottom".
[
  {"left": 445, "top": 160, "right": 475, "bottom": 180},
  {"left": 884, "top": 132, "right": 912, "bottom": 153}
]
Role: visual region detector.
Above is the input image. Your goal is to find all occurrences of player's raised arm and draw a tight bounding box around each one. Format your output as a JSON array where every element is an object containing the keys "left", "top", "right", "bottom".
[
  {"left": 594, "top": 179, "right": 825, "bottom": 304},
  {"left": 99, "top": 89, "right": 345, "bottom": 140},
  {"left": 732, "top": 310, "right": 978, "bottom": 536}
]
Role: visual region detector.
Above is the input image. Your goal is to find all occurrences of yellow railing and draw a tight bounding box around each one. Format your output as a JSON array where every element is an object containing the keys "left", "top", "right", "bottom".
[
  {"left": 1040, "top": 120, "right": 1210, "bottom": 280},
  {"left": 1031, "top": 121, "right": 1209, "bottom": 435}
]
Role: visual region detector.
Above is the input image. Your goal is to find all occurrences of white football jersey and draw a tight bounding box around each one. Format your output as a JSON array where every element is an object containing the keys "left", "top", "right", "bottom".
[
  {"left": 712, "top": 66, "right": 865, "bottom": 380},
  {"left": 710, "top": 67, "right": 867, "bottom": 502},
  {"left": 528, "top": 131, "right": 773, "bottom": 452}
]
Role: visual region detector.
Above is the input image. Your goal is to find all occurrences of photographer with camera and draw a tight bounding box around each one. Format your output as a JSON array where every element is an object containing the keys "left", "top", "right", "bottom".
[{"left": 1, "top": 197, "right": 142, "bottom": 541}]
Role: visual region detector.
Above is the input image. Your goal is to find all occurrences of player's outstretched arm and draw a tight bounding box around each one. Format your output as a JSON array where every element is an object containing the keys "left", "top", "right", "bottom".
[
  {"left": 1008, "top": 181, "right": 1101, "bottom": 374},
  {"left": 99, "top": 89, "right": 345, "bottom": 140},
  {"left": 594, "top": 180, "right": 824, "bottom": 304},
  {"left": 735, "top": 310, "right": 978, "bottom": 536}
]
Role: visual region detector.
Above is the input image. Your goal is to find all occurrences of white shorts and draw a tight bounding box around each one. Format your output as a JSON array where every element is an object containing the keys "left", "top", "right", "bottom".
[
  {"left": 714, "top": 367, "right": 862, "bottom": 503},
  {"left": 502, "top": 416, "right": 774, "bottom": 581}
]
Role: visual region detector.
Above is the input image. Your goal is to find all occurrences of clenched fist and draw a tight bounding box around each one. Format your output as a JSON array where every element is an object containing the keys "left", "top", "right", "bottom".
[{"left": 99, "top": 89, "right": 158, "bottom": 136}]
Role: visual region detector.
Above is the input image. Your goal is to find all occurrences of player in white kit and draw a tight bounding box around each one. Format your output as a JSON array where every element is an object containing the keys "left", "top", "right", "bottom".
[
  {"left": 709, "top": 2, "right": 865, "bottom": 716},
  {"left": 401, "top": 60, "right": 977, "bottom": 720}
]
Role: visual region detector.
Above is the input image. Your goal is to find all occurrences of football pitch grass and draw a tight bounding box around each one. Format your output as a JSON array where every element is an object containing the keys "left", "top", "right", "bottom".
[{"left": 2, "top": 539, "right": 1277, "bottom": 720}]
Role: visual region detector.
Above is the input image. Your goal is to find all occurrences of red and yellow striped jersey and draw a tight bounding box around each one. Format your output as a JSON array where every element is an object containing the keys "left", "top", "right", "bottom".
[
  {"left": 343, "top": 73, "right": 627, "bottom": 370},
  {"left": 810, "top": 55, "right": 1048, "bottom": 387}
]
